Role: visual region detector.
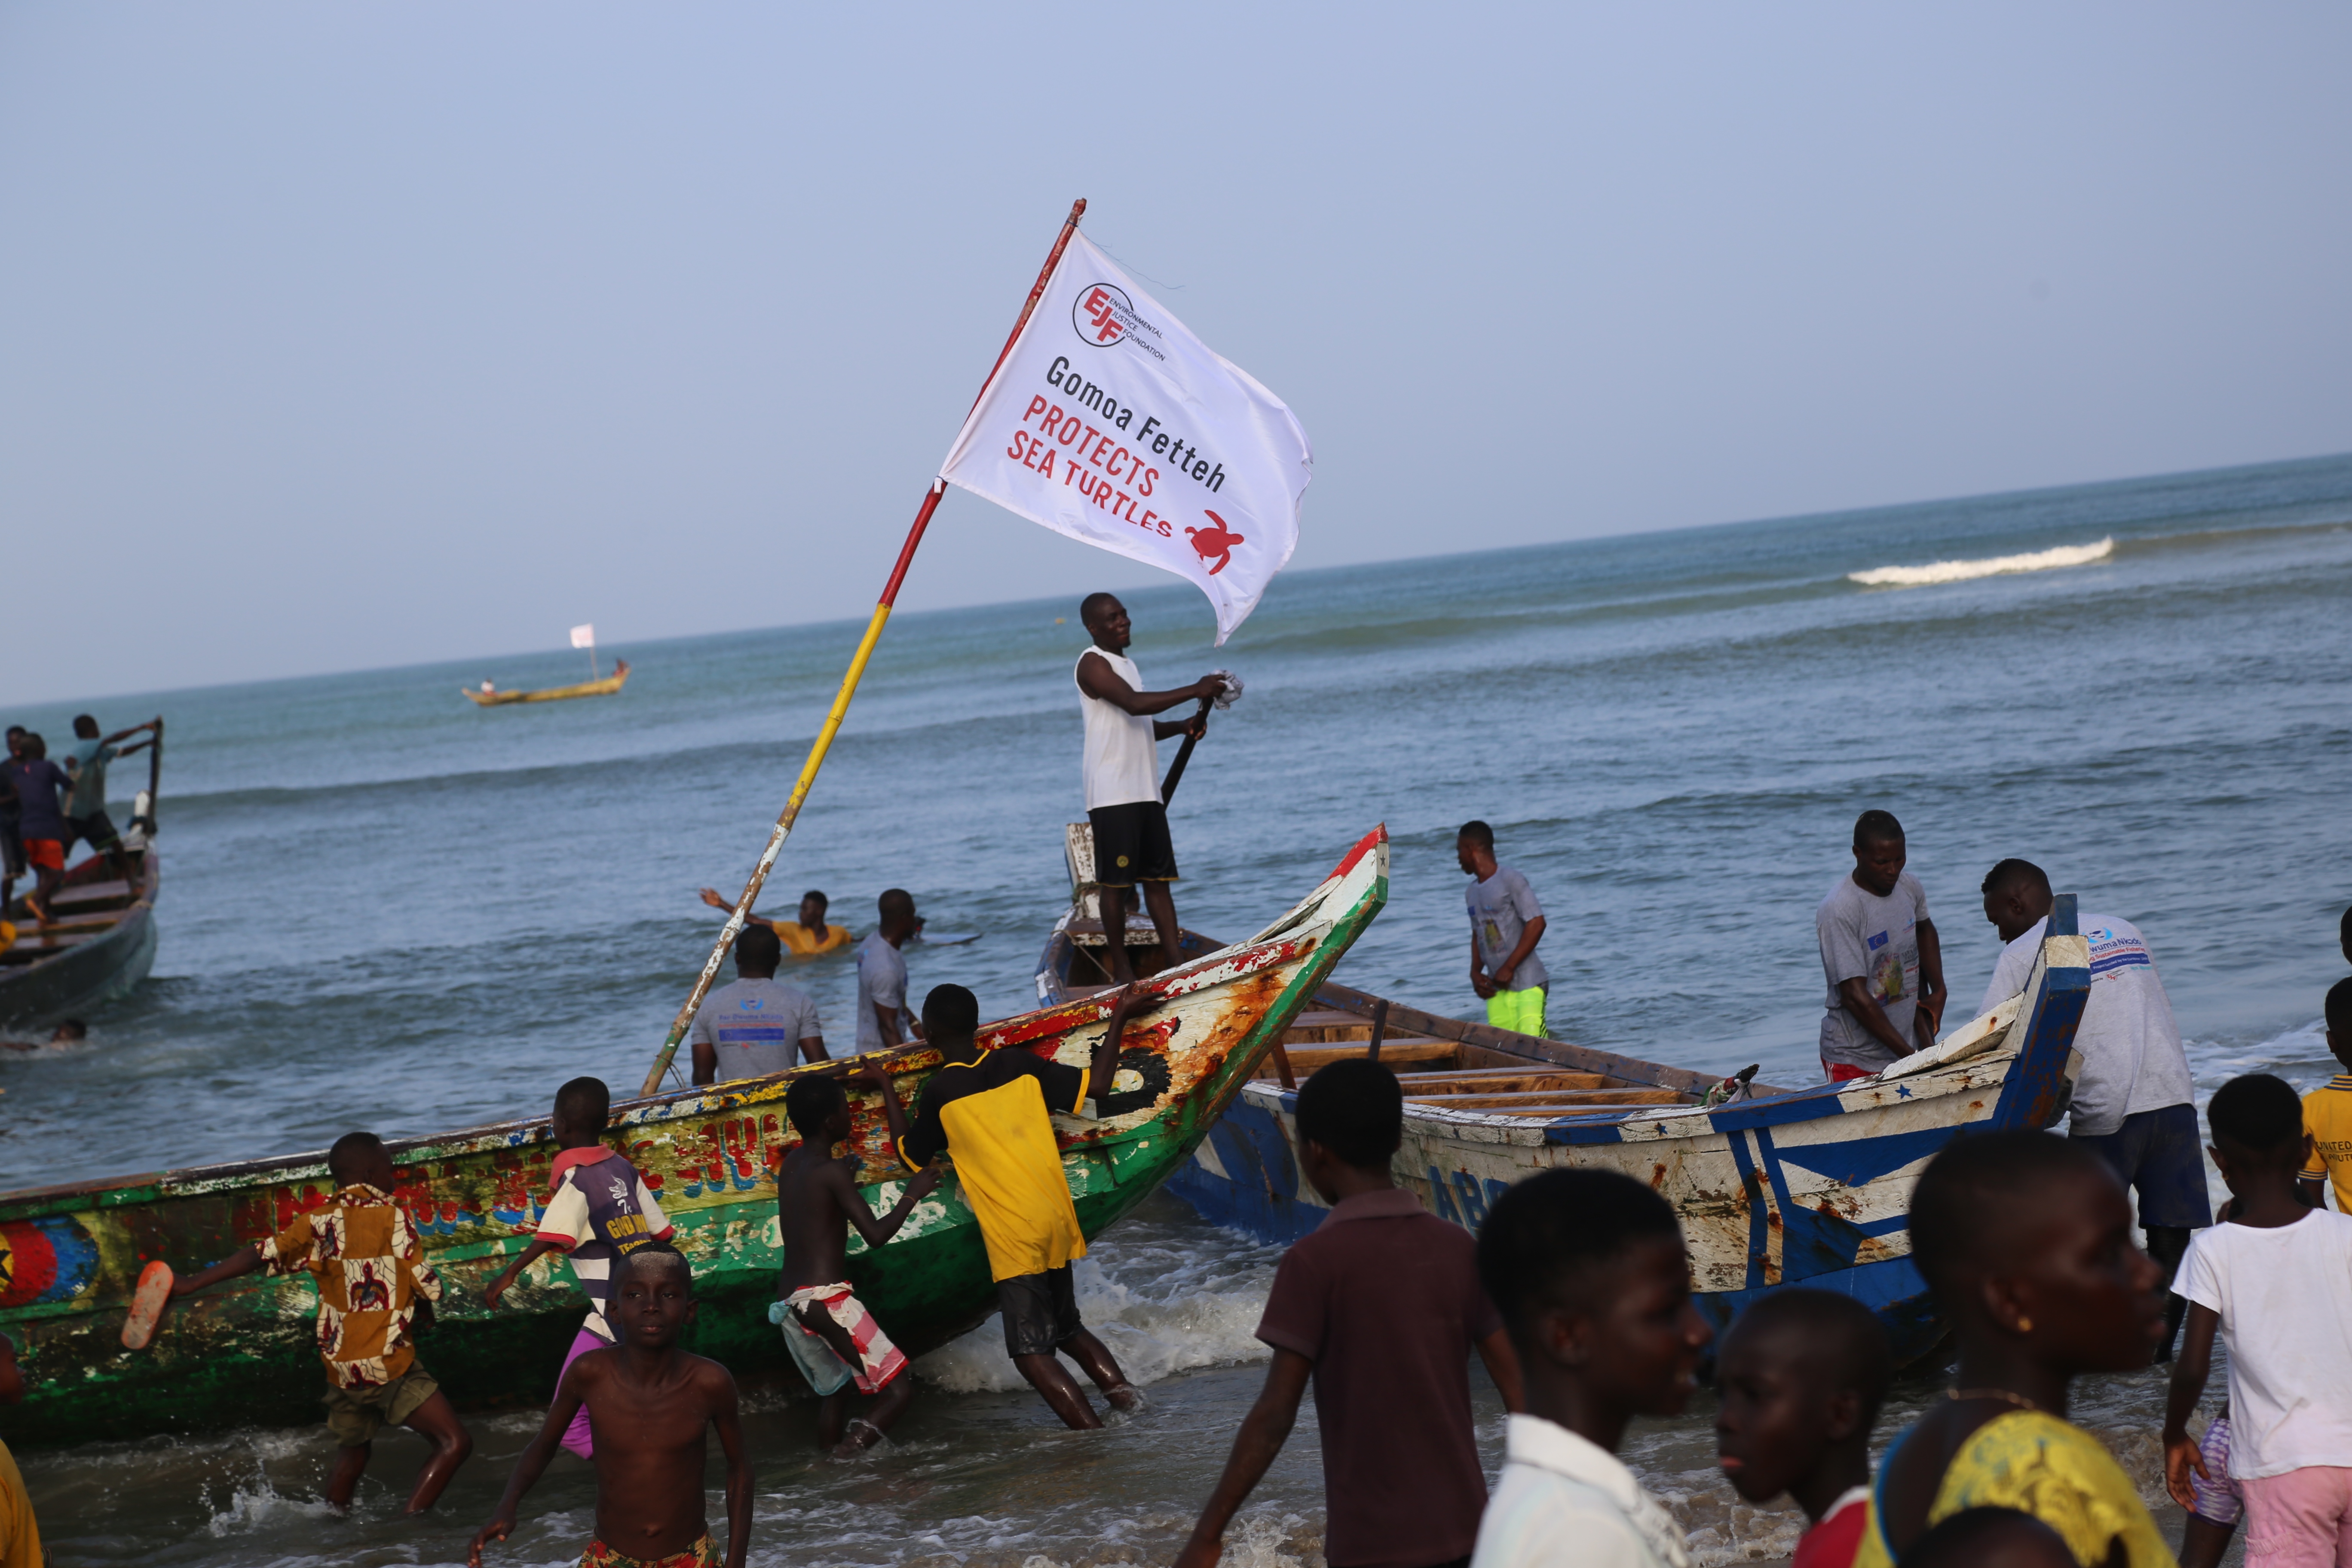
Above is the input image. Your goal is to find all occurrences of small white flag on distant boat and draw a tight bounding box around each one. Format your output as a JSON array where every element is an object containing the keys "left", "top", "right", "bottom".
[
  {"left": 937, "top": 233, "right": 1311, "bottom": 645},
  {"left": 570, "top": 624, "right": 596, "bottom": 649}
]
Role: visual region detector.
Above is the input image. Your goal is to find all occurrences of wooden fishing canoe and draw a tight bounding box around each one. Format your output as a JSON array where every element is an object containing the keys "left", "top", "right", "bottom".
[
  {"left": 462, "top": 659, "right": 631, "bottom": 706},
  {"left": 0, "top": 825, "right": 1388, "bottom": 1447},
  {"left": 1036, "top": 828, "right": 2088, "bottom": 1364},
  {"left": 0, "top": 744, "right": 163, "bottom": 1029}
]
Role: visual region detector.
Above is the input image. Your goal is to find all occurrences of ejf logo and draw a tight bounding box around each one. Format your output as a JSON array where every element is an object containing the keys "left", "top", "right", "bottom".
[{"left": 1075, "top": 283, "right": 1132, "bottom": 347}]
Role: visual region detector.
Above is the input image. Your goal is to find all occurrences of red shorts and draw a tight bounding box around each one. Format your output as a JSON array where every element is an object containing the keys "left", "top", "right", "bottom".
[
  {"left": 23, "top": 839, "right": 63, "bottom": 873},
  {"left": 1822, "top": 1060, "right": 1875, "bottom": 1084}
]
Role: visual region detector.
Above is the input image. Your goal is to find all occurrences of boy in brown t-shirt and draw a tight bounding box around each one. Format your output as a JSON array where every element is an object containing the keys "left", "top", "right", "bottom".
[
  {"left": 1175, "top": 1060, "right": 1522, "bottom": 1568},
  {"left": 167, "top": 1131, "right": 473, "bottom": 1513}
]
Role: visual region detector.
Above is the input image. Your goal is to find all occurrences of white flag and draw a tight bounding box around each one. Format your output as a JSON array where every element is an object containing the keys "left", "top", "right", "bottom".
[
  {"left": 938, "top": 233, "right": 1311, "bottom": 645},
  {"left": 569, "top": 624, "right": 595, "bottom": 649}
]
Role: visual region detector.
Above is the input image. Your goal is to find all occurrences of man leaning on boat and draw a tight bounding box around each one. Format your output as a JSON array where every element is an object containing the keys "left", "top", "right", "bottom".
[
  {"left": 1814, "top": 810, "right": 1947, "bottom": 1083},
  {"left": 1978, "top": 856, "right": 2208, "bottom": 1357}
]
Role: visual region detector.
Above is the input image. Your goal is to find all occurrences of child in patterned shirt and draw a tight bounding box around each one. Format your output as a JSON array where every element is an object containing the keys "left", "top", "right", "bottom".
[{"left": 169, "top": 1130, "right": 473, "bottom": 1512}]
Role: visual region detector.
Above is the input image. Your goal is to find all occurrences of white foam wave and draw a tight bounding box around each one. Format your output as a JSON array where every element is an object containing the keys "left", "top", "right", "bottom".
[
  {"left": 913, "top": 1219, "right": 1281, "bottom": 1395},
  {"left": 1847, "top": 537, "right": 2113, "bottom": 588}
]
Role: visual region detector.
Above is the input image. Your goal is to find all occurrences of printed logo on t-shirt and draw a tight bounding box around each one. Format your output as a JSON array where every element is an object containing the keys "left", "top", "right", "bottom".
[
  {"left": 739, "top": 998, "right": 765, "bottom": 1011},
  {"left": 1871, "top": 949, "right": 1907, "bottom": 1001},
  {"left": 2085, "top": 926, "right": 2153, "bottom": 983},
  {"left": 1867, "top": 931, "right": 1888, "bottom": 951}
]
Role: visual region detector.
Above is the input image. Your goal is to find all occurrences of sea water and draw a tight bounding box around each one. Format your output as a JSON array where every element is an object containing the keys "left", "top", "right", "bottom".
[{"left": 4, "top": 453, "right": 2349, "bottom": 1566}]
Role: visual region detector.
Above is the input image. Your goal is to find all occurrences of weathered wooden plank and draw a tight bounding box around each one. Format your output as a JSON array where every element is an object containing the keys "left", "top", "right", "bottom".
[
  {"left": 1409, "top": 1088, "right": 1687, "bottom": 1111},
  {"left": 1254, "top": 1039, "right": 1458, "bottom": 1075}
]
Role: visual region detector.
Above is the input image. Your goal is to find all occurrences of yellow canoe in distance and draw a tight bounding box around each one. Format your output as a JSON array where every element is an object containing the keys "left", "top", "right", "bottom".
[{"left": 462, "top": 659, "right": 631, "bottom": 706}]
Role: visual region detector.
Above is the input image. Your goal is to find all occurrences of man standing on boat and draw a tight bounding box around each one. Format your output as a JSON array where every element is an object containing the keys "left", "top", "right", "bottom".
[
  {"left": 1814, "top": 809, "right": 1947, "bottom": 1081},
  {"left": 1075, "top": 593, "right": 1226, "bottom": 984}
]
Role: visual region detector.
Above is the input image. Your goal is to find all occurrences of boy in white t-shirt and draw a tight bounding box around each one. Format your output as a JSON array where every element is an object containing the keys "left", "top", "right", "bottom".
[{"left": 2164, "top": 1073, "right": 2352, "bottom": 1563}]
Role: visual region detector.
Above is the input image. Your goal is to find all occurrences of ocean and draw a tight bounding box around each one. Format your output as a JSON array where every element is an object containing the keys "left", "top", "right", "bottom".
[{"left": 4, "top": 452, "right": 2349, "bottom": 1566}]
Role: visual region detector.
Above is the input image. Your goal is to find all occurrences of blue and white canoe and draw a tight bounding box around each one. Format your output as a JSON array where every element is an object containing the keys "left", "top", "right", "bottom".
[{"left": 1037, "top": 854, "right": 2089, "bottom": 1364}]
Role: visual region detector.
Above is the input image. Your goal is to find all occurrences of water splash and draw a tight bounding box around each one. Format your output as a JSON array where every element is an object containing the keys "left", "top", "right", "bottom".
[{"left": 913, "top": 1216, "right": 1283, "bottom": 1394}]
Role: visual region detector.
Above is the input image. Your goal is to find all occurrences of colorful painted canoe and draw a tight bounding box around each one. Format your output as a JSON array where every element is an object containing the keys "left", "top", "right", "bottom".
[
  {"left": 0, "top": 826, "right": 1389, "bottom": 1448},
  {"left": 462, "top": 660, "right": 631, "bottom": 705},
  {"left": 1039, "top": 860, "right": 2091, "bottom": 1366}
]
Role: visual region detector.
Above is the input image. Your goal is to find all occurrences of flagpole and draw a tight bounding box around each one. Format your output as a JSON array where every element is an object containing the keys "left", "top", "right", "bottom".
[{"left": 639, "top": 197, "right": 1088, "bottom": 1097}]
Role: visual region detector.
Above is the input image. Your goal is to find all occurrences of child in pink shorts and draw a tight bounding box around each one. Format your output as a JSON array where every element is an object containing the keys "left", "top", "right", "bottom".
[
  {"left": 2166, "top": 1074, "right": 2352, "bottom": 1568},
  {"left": 482, "top": 1076, "right": 673, "bottom": 1458}
]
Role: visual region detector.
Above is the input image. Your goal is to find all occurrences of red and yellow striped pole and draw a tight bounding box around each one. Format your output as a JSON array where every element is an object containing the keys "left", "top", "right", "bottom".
[{"left": 641, "top": 198, "right": 1087, "bottom": 1096}]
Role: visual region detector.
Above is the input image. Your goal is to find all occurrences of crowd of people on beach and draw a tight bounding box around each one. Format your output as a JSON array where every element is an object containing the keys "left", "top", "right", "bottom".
[{"left": 2, "top": 600, "right": 2349, "bottom": 1568}]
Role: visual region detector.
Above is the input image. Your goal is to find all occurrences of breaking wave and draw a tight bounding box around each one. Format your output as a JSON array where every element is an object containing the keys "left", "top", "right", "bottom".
[{"left": 1847, "top": 536, "right": 2114, "bottom": 588}]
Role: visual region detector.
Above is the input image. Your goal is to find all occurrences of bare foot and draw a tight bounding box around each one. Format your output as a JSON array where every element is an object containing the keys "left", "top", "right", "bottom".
[
  {"left": 1102, "top": 1383, "right": 1143, "bottom": 1413},
  {"left": 829, "top": 1418, "right": 887, "bottom": 1459},
  {"left": 24, "top": 896, "right": 50, "bottom": 928}
]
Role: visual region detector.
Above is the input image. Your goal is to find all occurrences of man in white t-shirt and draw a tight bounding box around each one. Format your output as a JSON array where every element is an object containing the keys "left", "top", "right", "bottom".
[
  {"left": 1813, "top": 809, "right": 1947, "bottom": 1082},
  {"left": 1979, "top": 856, "right": 2208, "bottom": 1354},
  {"left": 2163, "top": 1074, "right": 2352, "bottom": 1561},
  {"left": 1073, "top": 592, "right": 1226, "bottom": 985},
  {"left": 689, "top": 921, "right": 824, "bottom": 1084}
]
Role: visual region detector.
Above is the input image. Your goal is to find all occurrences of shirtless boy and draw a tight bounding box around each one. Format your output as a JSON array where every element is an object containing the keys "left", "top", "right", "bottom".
[
  {"left": 469, "top": 1247, "right": 751, "bottom": 1568},
  {"left": 772, "top": 1075, "right": 942, "bottom": 1455}
]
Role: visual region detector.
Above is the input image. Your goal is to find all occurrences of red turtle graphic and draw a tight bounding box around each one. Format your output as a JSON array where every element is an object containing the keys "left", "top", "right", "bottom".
[{"left": 1185, "top": 511, "right": 1246, "bottom": 576}]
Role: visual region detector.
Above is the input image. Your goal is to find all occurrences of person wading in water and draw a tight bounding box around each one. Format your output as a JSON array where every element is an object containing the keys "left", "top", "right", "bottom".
[{"left": 1074, "top": 592, "right": 1225, "bottom": 984}]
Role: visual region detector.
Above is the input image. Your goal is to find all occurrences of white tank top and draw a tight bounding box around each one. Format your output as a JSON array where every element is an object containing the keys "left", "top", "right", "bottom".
[{"left": 1075, "top": 648, "right": 1161, "bottom": 809}]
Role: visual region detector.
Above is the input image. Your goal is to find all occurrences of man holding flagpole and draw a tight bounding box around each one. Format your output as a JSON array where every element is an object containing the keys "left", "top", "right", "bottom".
[{"left": 1075, "top": 593, "right": 1226, "bottom": 984}]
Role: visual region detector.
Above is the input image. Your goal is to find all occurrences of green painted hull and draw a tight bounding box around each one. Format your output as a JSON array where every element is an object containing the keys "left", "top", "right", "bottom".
[{"left": 0, "top": 828, "right": 1389, "bottom": 1448}]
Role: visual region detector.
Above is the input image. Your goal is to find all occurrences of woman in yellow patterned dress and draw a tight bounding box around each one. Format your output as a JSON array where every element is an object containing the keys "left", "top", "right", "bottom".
[{"left": 1854, "top": 1130, "right": 2178, "bottom": 1568}]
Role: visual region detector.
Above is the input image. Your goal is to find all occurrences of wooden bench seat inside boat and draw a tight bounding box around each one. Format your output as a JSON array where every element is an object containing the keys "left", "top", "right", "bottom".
[
  {"left": 1251, "top": 1038, "right": 1457, "bottom": 1076},
  {"left": 46, "top": 880, "right": 137, "bottom": 910}
]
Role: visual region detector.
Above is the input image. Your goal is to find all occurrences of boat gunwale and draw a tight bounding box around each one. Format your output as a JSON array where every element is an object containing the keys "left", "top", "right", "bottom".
[
  {"left": 0, "top": 850, "right": 1363, "bottom": 1222},
  {"left": 0, "top": 848, "right": 160, "bottom": 1023}
]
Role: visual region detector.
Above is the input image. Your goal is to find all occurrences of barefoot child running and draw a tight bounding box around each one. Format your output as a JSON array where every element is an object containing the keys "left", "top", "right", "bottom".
[
  {"left": 165, "top": 1131, "right": 473, "bottom": 1513},
  {"left": 2165, "top": 1074, "right": 2352, "bottom": 1567},
  {"left": 470, "top": 1247, "right": 752, "bottom": 1568},
  {"left": 771, "top": 1075, "right": 942, "bottom": 1455},
  {"left": 1471, "top": 1167, "right": 1714, "bottom": 1568},
  {"left": 1854, "top": 1130, "right": 2173, "bottom": 1568},
  {"left": 1713, "top": 1289, "right": 1893, "bottom": 1568},
  {"left": 482, "top": 1077, "right": 674, "bottom": 1460}
]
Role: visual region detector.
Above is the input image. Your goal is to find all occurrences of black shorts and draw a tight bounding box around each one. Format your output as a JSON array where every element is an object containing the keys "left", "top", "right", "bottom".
[
  {"left": 998, "top": 1265, "right": 1084, "bottom": 1357},
  {"left": 0, "top": 822, "right": 21, "bottom": 879},
  {"left": 67, "top": 812, "right": 120, "bottom": 854},
  {"left": 1087, "top": 801, "right": 1177, "bottom": 887}
]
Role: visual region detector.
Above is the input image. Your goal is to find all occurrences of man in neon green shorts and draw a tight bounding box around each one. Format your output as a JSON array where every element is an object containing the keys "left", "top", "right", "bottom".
[{"left": 1458, "top": 820, "right": 1550, "bottom": 1038}]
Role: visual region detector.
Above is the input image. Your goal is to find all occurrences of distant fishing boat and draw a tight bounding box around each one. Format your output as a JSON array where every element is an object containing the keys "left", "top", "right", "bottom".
[
  {"left": 0, "top": 725, "right": 164, "bottom": 1028},
  {"left": 0, "top": 827, "right": 1387, "bottom": 1448},
  {"left": 465, "top": 623, "right": 629, "bottom": 705},
  {"left": 462, "top": 659, "right": 631, "bottom": 706},
  {"left": 1035, "top": 824, "right": 2089, "bottom": 1365}
]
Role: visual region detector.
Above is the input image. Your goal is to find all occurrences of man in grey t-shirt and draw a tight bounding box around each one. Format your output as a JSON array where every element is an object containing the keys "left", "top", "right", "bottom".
[
  {"left": 1457, "top": 820, "right": 1552, "bottom": 1039},
  {"left": 857, "top": 888, "right": 924, "bottom": 1052},
  {"left": 692, "top": 922, "right": 825, "bottom": 1083},
  {"left": 1814, "top": 809, "right": 1946, "bottom": 1080}
]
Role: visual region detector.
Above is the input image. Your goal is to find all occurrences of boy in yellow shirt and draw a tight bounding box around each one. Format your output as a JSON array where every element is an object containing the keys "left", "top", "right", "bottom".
[{"left": 2297, "top": 980, "right": 2352, "bottom": 1212}]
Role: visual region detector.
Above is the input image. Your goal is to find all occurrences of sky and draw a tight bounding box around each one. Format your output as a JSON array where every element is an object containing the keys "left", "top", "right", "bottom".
[{"left": 3, "top": 3, "right": 2348, "bottom": 705}]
